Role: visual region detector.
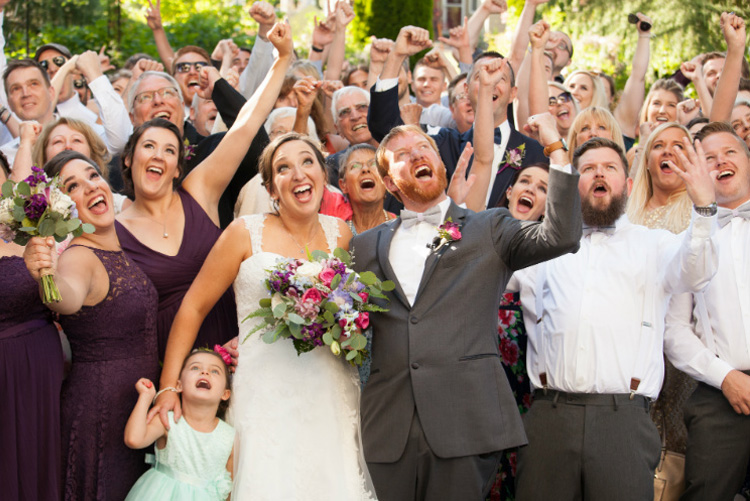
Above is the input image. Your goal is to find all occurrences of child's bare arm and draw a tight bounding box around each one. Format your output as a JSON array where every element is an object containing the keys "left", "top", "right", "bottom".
[{"left": 124, "top": 378, "right": 168, "bottom": 449}]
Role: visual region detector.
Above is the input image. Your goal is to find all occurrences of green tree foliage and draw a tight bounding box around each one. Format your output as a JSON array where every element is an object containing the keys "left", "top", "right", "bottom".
[
  {"left": 351, "top": 0, "right": 433, "bottom": 45},
  {"left": 2, "top": 0, "right": 259, "bottom": 65},
  {"left": 537, "top": 0, "right": 750, "bottom": 91}
]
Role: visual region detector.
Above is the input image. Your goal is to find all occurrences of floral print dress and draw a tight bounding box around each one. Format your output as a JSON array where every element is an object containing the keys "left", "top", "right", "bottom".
[{"left": 486, "top": 292, "right": 532, "bottom": 501}]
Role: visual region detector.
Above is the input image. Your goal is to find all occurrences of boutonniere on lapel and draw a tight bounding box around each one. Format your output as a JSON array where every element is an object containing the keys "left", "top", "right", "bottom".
[
  {"left": 184, "top": 138, "right": 195, "bottom": 162},
  {"left": 429, "top": 218, "right": 462, "bottom": 252},
  {"left": 498, "top": 144, "right": 526, "bottom": 175}
]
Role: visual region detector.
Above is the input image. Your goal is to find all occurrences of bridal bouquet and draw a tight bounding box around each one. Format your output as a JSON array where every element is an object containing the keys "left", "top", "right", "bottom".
[
  {"left": 0, "top": 166, "right": 94, "bottom": 303},
  {"left": 243, "top": 248, "right": 394, "bottom": 367}
]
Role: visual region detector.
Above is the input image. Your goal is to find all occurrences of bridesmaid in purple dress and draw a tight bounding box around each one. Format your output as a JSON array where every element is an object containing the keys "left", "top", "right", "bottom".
[
  {"left": 24, "top": 151, "right": 159, "bottom": 500},
  {"left": 114, "top": 42, "right": 289, "bottom": 360},
  {"left": 0, "top": 155, "right": 64, "bottom": 501}
]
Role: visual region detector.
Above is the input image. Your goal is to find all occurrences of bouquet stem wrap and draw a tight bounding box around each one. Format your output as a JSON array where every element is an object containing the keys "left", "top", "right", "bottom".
[{"left": 40, "top": 268, "right": 62, "bottom": 304}]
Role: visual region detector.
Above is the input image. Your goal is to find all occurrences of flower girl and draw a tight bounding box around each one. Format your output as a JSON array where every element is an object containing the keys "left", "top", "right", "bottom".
[{"left": 124, "top": 349, "right": 235, "bottom": 500}]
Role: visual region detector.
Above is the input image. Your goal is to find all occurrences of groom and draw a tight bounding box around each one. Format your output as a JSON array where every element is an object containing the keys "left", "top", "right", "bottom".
[{"left": 352, "top": 55, "right": 582, "bottom": 500}]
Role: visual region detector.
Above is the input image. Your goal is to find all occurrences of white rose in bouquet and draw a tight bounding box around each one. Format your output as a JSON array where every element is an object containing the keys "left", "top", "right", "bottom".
[
  {"left": 296, "top": 261, "right": 323, "bottom": 279},
  {"left": 48, "top": 189, "right": 75, "bottom": 218},
  {"left": 0, "top": 197, "right": 14, "bottom": 225}
]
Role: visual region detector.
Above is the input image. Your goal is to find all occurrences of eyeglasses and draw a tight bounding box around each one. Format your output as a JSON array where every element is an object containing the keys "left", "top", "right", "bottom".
[
  {"left": 73, "top": 77, "right": 87, "bottom": 89},
  {"left": 347, "top": 158, "right": 377, "bottom": 172},
  {"left": 628, "top": 13, "right": 651, "bottom": 32},
  {"left": 174, "top": 61, "right": 210, "bottom": 74},
  {"left": 338, "top": 103, "right": 369, "bottom": 120},
  {"left": 548, "top": 92, "right": 573, "bottom": 106},
  {"left": 452, "top": 92, "right": 469, "bottom": 104},
  {"left": 39, "top": 56, "right": 67, "bottom": 71},
  {"left": 134, "top": 86, "right": 180, "bottom": 105}
]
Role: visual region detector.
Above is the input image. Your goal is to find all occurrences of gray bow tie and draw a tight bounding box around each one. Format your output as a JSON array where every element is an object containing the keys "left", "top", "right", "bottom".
[
  {"left": 400, "top": 205, "right": 442, "bottom": 228},
  {"left": 718, "top": 202, "right": 750, "bottom": 228},
  {"left": 582, "top": 224, "right": 616, "bottom": 237}
]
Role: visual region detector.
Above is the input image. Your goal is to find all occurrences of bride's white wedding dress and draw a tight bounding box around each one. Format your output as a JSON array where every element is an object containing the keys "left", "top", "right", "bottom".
[{"left": 229, "top": 214, "right": 377, "bottom": 501}]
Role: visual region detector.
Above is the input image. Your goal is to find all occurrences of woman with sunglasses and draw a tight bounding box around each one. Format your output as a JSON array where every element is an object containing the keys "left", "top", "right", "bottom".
[
  {"left": 336, "top": 144, "right": 395, "bottom": 236},
  {"left": 547, "top": 82, "right": 578, "bottom": 138}
]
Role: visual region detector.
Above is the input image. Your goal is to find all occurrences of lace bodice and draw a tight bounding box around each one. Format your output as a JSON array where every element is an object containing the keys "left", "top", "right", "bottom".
[{"left": 227, "top": 213, "right": 376, "bottom": 501}]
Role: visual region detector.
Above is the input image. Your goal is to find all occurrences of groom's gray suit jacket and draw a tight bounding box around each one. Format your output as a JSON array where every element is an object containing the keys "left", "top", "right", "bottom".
[{"left": 351, "top": 167, "right": 582, "bottom": 463}]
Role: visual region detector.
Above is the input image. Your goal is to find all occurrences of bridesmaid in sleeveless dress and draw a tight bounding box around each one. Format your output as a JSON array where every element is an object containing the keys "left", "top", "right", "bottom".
[
  {"left": 0, "top": 154, "right": 64, "bottom": 501},
  {"left": 24, "top": 151, "right": 159, "bottom": 500},
  {"left": 114, "top": 21, "right": 293, "bottom": 361}
]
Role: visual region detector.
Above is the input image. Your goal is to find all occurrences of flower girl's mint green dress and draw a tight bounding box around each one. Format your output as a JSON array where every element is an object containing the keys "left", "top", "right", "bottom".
[{"left": 125, "top": 412, "right": 234, "bottom": 500}]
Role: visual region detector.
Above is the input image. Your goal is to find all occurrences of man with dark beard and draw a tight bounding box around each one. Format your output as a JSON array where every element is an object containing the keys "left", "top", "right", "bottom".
[
  {"left": 351, "top": 59, "right": 582, "bottom": 500},
  {"left": 509, "top": 137, "right": 720, "bottom": 500}
]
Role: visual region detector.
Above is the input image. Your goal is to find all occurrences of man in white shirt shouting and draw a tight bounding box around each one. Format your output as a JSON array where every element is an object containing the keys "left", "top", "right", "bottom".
[{"left": 510, "top": 134, "right": 719, "bottom": 500}]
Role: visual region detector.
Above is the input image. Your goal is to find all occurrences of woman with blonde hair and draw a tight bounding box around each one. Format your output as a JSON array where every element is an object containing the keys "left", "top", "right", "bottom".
[
  {"left": 638, "top": 79, "right": 684, "bottom": 129},
  {"left": 566, "top": 106, "right": 627, "bottom": 155},
  {"left": 626, "top": 122, "right": 693, "bottom": 232},
  {"left": 564, "top": 70, "right": 609, "bottom": 110}
]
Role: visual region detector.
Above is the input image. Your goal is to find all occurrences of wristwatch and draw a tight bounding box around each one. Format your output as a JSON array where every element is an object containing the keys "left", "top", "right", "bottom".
[
  {"left": 543, "top": 138, "right": 569, "bottom": 157},
  {"left": 693, "top": 201, "right": 718, "bottom": 217}
]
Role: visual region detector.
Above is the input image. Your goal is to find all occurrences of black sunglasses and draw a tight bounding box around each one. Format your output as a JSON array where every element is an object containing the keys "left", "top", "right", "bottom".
[
  {"left": 73, "top": 77, "right": 87, "bottom": 89},
  {"left": 39, "top": 55, "right": 67, "bottom": 71},
  {"left": 174, "top": 61, "right": 209, "bottom": 74},
  {"left": 628, "top": 13, "right": 651, "bottom": 32},
  {"left": 549, "top": 92, "right": 573, "bottom": 106}
]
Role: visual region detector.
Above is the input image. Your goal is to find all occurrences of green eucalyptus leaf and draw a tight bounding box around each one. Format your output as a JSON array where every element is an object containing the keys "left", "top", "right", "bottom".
[
  {"left": 346, "top": 350, "right": 358, "bottom": 361},
  {"left": 325, "top": 301, "right": 339, "bottom": 313},
  {"left": 259, "top": 297, "right": 272, "bottom": 307},
  {"left": 359, "top": 271, "right": 377, "bottom": 285},
  {"left": 16, "top": 182, "right": 31, "bottom": 197},
  {"left": 81, "top": 223, "right": 95, "bottom": 234},
  {"left": 330, "top": 273, "right": 341, "bottom": 290},
  {"left": 381, "top": 280, "right": 396, "bottom": 291},
  {"left": 322, "top": 331, "right": 333, "bottom": 345},
  {"left": 1, "top": 180, "right": 12, "bottom": 198}
]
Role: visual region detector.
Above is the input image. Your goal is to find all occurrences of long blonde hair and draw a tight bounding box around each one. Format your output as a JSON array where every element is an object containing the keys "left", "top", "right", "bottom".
[
  {"left": 626, "top": 122, "right": 692, "bottom": 232},
  {"left": 567, "top": 106, "right": 626, "bottom": 156},
  {"left": 563, "top": 70, "right": 609, "bottom": 110}
]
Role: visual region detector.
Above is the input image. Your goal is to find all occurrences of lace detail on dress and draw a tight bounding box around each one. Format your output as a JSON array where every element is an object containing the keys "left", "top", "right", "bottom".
[
  {"left": 241, "top": 214, "right": 267, "bottom": 255},
  {"left": 319, "top": 214, "right": 342, "bottom": 253}
]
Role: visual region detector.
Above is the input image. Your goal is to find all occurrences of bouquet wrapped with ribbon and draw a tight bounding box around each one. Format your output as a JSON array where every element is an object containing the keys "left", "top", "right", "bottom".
[
  {"left": 0, "top": 166, "right": 94, "bottom": 303},
  {"left": 243, "top": 248, "right": 394, "bottom": 367}
]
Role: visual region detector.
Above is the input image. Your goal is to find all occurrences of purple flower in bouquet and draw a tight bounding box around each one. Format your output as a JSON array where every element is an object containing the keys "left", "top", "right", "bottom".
[
  {"left": 330, "top": 287, "right": 354, "bottom": 312},
  {"left": 301, "top": 322, "right": 325, "bottom": 346},
  {"left": 24, "top": 166, "right": 47, "bottom": 188},
  {"left": 24, "top": 193, "right": 48, "bottom": 220}
]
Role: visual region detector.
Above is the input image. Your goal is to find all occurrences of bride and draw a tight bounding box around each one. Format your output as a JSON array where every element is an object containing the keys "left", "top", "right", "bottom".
[{"left": 154, "top": 130, "right": 377, "bottom": 500}]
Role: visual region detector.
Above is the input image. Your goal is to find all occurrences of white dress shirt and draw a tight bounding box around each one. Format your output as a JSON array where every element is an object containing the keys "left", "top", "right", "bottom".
[
  {"left": 239, "top": 37, "right": 274, "bottom": 100},
  {"left": 508, "top": 213, "right": 718, "bottom": 399},
  {"left": 485, "top": 120, "right": 512, "bottom": 208},
  {"left": 388, "top": 197, "right": 452, "bottom": 306},
  {"left": 88, "top": 75, "right": 134, "bottom": 155},
  {"left": 665, "top": 202, "right": 750, "bottom": 389}
]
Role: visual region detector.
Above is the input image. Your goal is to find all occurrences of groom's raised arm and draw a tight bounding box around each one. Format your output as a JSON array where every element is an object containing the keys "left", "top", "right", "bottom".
[{"left": 495, "top": 112, "right": 582, "bottom": 270}]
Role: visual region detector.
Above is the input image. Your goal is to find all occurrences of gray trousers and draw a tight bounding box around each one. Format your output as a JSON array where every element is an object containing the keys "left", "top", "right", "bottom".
[
  {"left": 681, "top": 382, "right": 750, "bottom": 501},
  {"left": 366, "top": 410, "right": 501, "bottom": 501},
  {"left": 516, "top": 391, "right": 661, "bottom": 501}
]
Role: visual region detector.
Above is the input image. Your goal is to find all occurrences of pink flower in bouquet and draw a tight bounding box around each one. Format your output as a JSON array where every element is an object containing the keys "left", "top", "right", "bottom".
[
  {"left": 213, "top": 344, "right": 232, "bottom": 366},
  {"left": 354, "top": 312, "right": 369, "bottom": 330},
  {"left": 358, "top": 292, "right": 369, "bottom": 302},
  {"left": 318, "top": 267, "right": 336, "bottom": 287},
  {"left": 339, "top": 318, "right": 348, "bottom": 328},
  {"left": 301, "top": 288, "right": 324, "bottom": 305},
  {"left": 446, "top": 226, "right": 461, "bottom": 240}
]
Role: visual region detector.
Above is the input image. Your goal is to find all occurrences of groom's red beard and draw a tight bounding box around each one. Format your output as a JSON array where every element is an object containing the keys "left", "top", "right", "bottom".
[{"left": 391, "top": 165, "right": 448, "bottom": 205}]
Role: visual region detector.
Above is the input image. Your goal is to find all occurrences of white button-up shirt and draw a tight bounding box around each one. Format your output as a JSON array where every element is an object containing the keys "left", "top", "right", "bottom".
[
  {"left": 509, "top": 213, "right": 718, "bottom": 399},
  {"left": 665, "top": 203, "right": 750, "bottom": 389}
]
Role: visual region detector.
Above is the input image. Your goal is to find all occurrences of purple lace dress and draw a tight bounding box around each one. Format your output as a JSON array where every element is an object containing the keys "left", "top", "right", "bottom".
[
  {"left": 0, "top": 255, "right": 64, "bottom": 501},
  {"left": 115, "top": 187, "right": 238, "bottom": 359},
  {"left": 58, "top": 247, "right": 159, "bottom": 500}
]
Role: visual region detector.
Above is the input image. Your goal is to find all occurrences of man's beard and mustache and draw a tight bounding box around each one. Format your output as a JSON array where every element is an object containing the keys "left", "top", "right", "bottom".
[
  {"left": 392, "top": 164, "right": 448, "bottom": 205},
  {"left": 581, "top": 181, "right": 628, "bottom": 227}
]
